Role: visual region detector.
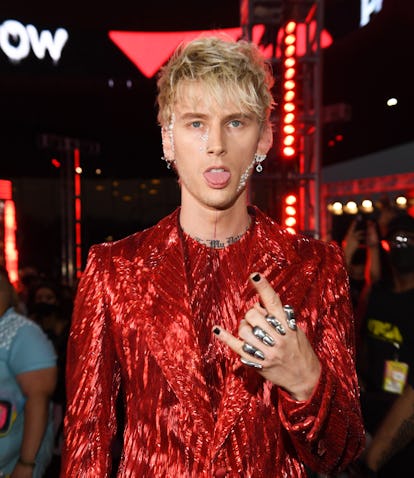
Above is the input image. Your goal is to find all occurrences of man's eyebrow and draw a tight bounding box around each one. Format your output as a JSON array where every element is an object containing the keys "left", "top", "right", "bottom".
[
  {"left": 178, "top": 112, "right": 252, "bottom": 121},
  {"left": 178, "top": 112, "right": 209, "bottom": 120}
]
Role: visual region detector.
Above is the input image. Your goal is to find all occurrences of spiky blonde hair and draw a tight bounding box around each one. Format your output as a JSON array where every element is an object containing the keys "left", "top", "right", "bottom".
[{"left": 156, "top": 35, "right": 275, "bottom": 128}]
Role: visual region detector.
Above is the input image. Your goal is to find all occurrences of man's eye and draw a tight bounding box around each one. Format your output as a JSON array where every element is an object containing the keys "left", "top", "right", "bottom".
[
  {"left": 191, "top": 121, "right": 202, "bottom": 128},
  {"left": 229, "top": 120, "right": 242, "bottom": 127}
]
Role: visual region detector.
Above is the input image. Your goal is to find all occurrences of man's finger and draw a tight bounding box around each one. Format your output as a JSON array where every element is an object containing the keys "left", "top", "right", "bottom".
[
  {"left": 212, "top": 326, "right": 264, "bottom": 370},
  {"left": 249, "top": 272, "right": 282, "bottom": 313},
  {"left": 212, "top": 326, "right": 243, "bottom": 355}
]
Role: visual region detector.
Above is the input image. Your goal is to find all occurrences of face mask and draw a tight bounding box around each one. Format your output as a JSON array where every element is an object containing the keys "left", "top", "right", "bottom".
[
  {"left": 31, "top": 302, "right": 59, "bottom": 316},
  {"left": 389, "top": 245, "right": 414, "bottom": 275}
]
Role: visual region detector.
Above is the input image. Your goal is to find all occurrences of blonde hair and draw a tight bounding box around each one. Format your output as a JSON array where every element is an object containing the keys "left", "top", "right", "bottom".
[{"left": 156, "top": 35, "right": 275, "bottom": 127}]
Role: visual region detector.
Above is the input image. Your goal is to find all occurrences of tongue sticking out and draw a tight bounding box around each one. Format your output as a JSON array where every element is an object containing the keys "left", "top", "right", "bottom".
[{"left": 204, "top": 169, "right": 231, "bottom": 187}]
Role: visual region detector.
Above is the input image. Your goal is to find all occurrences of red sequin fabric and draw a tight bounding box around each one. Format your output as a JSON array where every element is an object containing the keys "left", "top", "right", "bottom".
[{"left": 61, "top": 206, "right": 364, "bottom": 477}]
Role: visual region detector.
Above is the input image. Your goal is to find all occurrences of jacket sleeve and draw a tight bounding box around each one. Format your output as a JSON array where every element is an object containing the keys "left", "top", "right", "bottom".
[
  {"left": 60, "top": 244, "right": 121, "bottom": 477},
  {"left": 278, "top": 241, "right": 365, "bottom": 475}
]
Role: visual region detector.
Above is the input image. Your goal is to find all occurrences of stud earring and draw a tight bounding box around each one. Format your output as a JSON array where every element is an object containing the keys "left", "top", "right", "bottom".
[{"left": 254, "top": 154, "right": 266, "bottom": 173}]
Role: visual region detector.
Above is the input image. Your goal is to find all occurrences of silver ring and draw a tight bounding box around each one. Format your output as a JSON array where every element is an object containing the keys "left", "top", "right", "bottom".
[
  {"left": 240, "top": 357, "right": 263, "bottom": 369},
  {"left": 265, "top": 314, "right": 286, "bottom": 335},
  {"left": 242, "top": 342, "right": 265, "bottom": 360},
  {"left": 252, "top": 326, "right": 275, "bottom": 346},
  {"left": 283, "top": 305, "right": 297, "bottom": 331}
]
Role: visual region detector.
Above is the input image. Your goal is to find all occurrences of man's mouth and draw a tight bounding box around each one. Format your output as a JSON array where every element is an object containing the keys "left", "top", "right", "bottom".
[{"left": 203, "top": 168, "right": 231, "bottom": 188}]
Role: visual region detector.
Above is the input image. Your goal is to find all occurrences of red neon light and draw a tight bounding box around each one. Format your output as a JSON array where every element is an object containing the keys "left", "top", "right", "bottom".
[
  {"left": 75, "top": 198, "right": 81, "bottom": 221},
  {"left": 0, "top": 180, "right": 12, "bottom": 200},
  {"left": 51, "top": 158, "right": 61, "bottom": 168},
  {"left": 76, "top": 246, "right": 82, "bottom": 277},
  {"left": 108, "top": 24, "right": 332, "bottom": 78},
  {"left": 281, "top": 20, "right": 298, "bottom": 160},
  {"left": 76, "top": 222, "right": 81, "bottom": 244},
  {"left": 74, "top": 148, "right": 80, "bottom": 169},
  {"left": 73, "top": 147, "right": 82, "bottom": 273},
  {"left": 4, "top": 200, "right": 18, "bottom": 284},
  {"left": 283, "top": 193, "right": 298, "bottom": 234},
  {"left": 75, "top": 174, "right": 81, "bottom": 197},
  {"left": 286, "top": 194, "right": 297, "bottom": 205}
]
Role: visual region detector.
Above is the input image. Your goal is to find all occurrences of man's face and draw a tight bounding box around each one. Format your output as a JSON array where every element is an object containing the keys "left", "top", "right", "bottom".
[{"left": 162, "top": 81, "right": 272, "bottom": 212}]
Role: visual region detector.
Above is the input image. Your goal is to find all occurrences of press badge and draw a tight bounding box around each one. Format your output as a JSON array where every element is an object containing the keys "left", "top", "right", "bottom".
[{"left": 383, "top": 360, "right": 409, "bottom": 394}]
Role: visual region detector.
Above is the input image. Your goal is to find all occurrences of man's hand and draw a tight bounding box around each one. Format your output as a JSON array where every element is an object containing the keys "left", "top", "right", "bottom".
[{"left": 212, "top": 272, "right": 321, "bottom": 401}]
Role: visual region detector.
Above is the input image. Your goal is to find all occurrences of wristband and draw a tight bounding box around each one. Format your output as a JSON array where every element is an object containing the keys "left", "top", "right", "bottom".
[{"left": 18, "top": 457, "right": 36, "bottom": 468}]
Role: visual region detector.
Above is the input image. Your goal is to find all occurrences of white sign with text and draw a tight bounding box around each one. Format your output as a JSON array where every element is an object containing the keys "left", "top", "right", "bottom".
[{"left": 0, "top": 19, "right": 68, "bottom": 63}]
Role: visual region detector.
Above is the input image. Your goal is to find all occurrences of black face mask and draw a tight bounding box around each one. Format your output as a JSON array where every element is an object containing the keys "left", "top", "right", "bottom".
[
  {"left": 389, "top": 245, "right": 414, "bottom": 275},
  {"left": 31, "top": 302, "right": 59, "bottom": 317}
]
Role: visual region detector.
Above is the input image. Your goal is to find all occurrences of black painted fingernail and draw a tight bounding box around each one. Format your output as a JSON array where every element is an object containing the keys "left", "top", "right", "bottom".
[
  {"left": 213, "top": 327, "right": 220, "bottom": 335},
  {"left": 251, "top": 273, "right": 260, "bottom": 282}
]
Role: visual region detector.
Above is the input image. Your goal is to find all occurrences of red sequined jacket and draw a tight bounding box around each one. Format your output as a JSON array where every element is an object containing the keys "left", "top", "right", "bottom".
[{"left": 61, "top": 206, "right": 364, "bottom": 477}]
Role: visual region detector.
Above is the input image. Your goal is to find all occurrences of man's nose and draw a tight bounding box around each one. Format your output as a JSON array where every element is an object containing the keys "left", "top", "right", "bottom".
[{"left": 206, "top": 126, "right": 226, "bottom": 156}]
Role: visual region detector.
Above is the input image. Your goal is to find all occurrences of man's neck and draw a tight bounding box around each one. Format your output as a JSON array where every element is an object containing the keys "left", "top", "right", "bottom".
[
  {"left": 179, "top": 203, "right": 251, "bottom": 248},
  {"left": 189, "top": 225, "right": 250, "bottom": 249}
]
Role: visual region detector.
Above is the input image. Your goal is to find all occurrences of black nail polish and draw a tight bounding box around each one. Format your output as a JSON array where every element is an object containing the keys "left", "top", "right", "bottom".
[
  {"left": 213, "top": 327, "right": 220, "bottom": 335},
  {"left": 251, "top": 273, "right": 260, "bottom": 282}
]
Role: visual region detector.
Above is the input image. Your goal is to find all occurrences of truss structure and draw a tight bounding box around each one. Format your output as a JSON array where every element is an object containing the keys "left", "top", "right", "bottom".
[{"left": 241, "top": 0, "right": 324, "bottom": 238}]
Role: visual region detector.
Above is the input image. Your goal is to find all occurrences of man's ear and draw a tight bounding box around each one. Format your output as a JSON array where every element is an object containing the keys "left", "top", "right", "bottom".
[
  {"left": 257, "top": 123, "right": 273, "bottom": 155},
  {"left": 161, "top": 126, "right": 174, "bottom": 161}
]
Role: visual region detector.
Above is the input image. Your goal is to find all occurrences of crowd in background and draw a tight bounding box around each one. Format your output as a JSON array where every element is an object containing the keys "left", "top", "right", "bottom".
[{"left": 341, "top": 200, "right": 414, "bottom": 477}]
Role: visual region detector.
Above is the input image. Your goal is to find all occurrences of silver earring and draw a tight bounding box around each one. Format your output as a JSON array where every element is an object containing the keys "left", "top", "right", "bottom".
[
  {"left": 161, "top": 156, "right": 174, "bottom": 169},
  {"left": 254, "top": 154, "right": 266, "bottom": 173}
]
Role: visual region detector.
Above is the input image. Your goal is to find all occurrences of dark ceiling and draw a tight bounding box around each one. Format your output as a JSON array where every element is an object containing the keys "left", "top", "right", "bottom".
[{"left": 0, "top": 0, "right": 413, "bottom": 180}]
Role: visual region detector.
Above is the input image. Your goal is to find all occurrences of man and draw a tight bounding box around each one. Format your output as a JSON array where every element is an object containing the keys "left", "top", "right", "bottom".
[
  {"left": 61, "top": 36, "right": 364, "bottom": 477},
  {"left": 354, "top": 213, "right": 414, "bottom": 476}
]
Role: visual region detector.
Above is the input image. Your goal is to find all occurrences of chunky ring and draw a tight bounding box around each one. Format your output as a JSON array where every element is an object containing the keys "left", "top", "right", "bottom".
[
  {"left": 242, "top": 342, "right": 265, "bottom": 360},
  {"left": 265, "top": 314, "right": 286, "bottom": 335},
  {"left": 283, "top": 304, "right": 297, "bottom": 331},
  {"left": 240, "top": 357, "right": 263, "bottom": 369},
  {"left": 252, "top": 326, "right": 275, "bottom": 346}
]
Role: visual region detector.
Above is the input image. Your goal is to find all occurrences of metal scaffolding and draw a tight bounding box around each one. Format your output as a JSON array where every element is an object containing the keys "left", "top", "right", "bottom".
[{"left": 241, "top": 0, "right": 324, "bottom": 238}]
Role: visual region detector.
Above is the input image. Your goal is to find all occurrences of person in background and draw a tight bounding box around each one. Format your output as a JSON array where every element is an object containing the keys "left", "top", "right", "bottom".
[
  {"left": 342, "top": 216, "right": 382, "bottom": 296},
  {"left": 27, "top": 280, "right": 71, "bottom": 347},
  {"left": 0, "top": 266, "right": 57, "bottom": 477},
  {"left": 61, "top": 35, "right": 364, "bottom": 477},
  {"left": 342, "top": 215, "right": 385, "bottom": 352},
  {"left": 363, "top": 383, "right": 414, "bottom": 476},
  {"left": 353, "top": 212, "right": 414, "bottom": 477},
  {"left": 15, "top": 267, "right": 41, "bottom": 316},
  {"left": 27, "top": 280, "right": 72, "bottom": 477}
]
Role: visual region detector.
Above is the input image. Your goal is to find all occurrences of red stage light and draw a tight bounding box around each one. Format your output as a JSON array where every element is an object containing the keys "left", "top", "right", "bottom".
[{"left": 282, "top": 193, "right": 298, "bottom": 233}]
